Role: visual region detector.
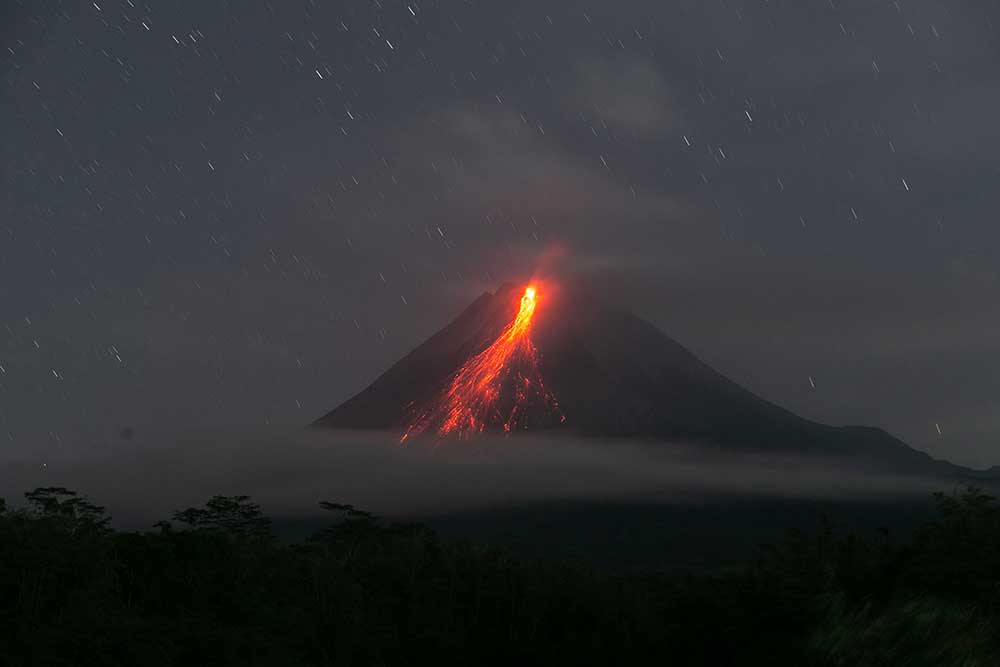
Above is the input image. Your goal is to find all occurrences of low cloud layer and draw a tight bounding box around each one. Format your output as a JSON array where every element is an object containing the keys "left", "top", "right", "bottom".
[{"left": 0, "top": 429, "right": 954, "bottom": 529}]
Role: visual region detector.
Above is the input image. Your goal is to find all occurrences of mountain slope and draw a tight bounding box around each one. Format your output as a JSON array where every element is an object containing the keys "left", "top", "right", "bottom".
[{"left": 313, "top": 283, "right": 973, "bottom": 476}]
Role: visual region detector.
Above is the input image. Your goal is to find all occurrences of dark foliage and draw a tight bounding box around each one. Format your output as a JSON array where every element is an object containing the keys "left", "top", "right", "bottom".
[
  {"left": 23, "top": 486, "right": 111, "bottom": 530},
  {"left": 169, "top": 494, "right": 272, "bottom": 537},
  {"left": 1, "top": 488, "right": 999, "bottom": 666}
]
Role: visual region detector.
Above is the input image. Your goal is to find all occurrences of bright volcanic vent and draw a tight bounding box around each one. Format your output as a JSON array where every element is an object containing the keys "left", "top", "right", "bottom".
[{"left": 401, "top": 285, "right": 564, "bottom": 442}]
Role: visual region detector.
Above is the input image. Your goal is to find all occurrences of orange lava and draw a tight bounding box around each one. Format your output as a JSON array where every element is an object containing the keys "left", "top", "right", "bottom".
[{"left": 401, "top": 285, "right": 563, "bottom": 442}]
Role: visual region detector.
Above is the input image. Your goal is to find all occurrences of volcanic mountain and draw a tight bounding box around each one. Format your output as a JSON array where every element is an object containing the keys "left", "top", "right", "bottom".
[{"left": 314, "top": 283, "right": 978, "bottom": 477}]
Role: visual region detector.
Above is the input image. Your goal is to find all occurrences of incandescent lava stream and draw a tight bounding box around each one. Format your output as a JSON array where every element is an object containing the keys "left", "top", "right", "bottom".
[{"left": 401, "top": 285, "right": 564, "bottom": 442}]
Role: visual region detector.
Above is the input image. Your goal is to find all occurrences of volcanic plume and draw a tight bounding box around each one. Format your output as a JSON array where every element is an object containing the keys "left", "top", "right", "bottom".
[{"left": 401, "top": 285, "right": 563, "bottom": 441}]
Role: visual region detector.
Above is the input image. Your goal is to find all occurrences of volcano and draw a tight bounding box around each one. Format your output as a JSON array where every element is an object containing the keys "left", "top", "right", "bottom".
[{"left": 314, "top": 283, "right": 980, "bottom": 477}]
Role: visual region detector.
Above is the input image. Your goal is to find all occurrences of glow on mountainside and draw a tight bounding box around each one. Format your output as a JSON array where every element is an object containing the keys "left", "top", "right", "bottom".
[{"left": 401, "top": 285, "right": 563, "bottom": 442}]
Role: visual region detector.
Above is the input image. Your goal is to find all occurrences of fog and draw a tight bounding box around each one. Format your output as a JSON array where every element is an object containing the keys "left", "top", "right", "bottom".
[{"left": 0, "top": 429, "right": 957, "bottom": 529}]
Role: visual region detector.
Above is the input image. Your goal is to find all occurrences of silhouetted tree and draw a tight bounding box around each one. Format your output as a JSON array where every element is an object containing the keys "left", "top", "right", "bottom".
[
  {"left": 23, "top": 486, "right": 110, "bottom": 530},
  {"left": 319, "top": 500, "right": 376, "bottom": 522},
  {"left": 170, "top": 494, "right": 272, "bottom": 537}
]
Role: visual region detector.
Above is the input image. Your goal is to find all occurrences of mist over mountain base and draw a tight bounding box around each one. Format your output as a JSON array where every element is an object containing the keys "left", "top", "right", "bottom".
[{"left": 0, "top": 429, "right": 969, "bottom": 569}]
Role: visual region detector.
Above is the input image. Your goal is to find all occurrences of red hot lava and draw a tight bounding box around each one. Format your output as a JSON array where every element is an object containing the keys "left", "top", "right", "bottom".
[{"left": 401, "top": 285, "right": 563, "bottom": 442}]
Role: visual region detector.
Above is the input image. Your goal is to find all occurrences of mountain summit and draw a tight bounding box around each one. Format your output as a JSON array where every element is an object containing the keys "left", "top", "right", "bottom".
[{"left": 314, "top": 283, "right": 969, "bottom": 476}]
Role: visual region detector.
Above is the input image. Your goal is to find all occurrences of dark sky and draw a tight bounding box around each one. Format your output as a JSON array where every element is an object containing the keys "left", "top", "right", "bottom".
[{"left": 2, "top": 0, "right": 998, "bottom": 467}]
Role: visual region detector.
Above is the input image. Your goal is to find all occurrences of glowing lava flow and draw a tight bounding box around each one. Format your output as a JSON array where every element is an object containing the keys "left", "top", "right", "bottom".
[{"left": 401, "top": 285, "right": 563, "bottom": 442}]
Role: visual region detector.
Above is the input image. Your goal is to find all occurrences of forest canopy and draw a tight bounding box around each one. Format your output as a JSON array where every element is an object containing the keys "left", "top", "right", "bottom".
[{"left": 2, "top": 486, "right": 999, "bottom": 666}]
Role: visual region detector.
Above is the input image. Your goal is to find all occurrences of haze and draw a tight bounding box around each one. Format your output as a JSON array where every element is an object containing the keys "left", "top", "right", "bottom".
[{"left": 0, "top": 429, "right": 951, "bottom": 528}]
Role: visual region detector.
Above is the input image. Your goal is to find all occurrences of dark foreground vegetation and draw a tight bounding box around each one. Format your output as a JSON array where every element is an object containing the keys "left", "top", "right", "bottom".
[{"left": 2, "top": 487, "right": 1000, "bottom": 666}]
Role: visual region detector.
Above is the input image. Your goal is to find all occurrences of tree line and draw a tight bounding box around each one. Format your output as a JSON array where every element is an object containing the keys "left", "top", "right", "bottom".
[{"left": 2, "top": 485, "right": 999, "bottom": 665}]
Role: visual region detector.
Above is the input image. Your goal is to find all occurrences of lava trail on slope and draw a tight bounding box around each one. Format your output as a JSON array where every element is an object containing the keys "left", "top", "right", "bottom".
[{"left": 401, "top": 286, "right": 564, "bottom": 442}]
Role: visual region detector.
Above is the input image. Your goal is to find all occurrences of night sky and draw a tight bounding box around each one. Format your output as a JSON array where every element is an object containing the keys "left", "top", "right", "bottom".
[{"left": 2, "top": 1, "right": 998, "bottom": 467}]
